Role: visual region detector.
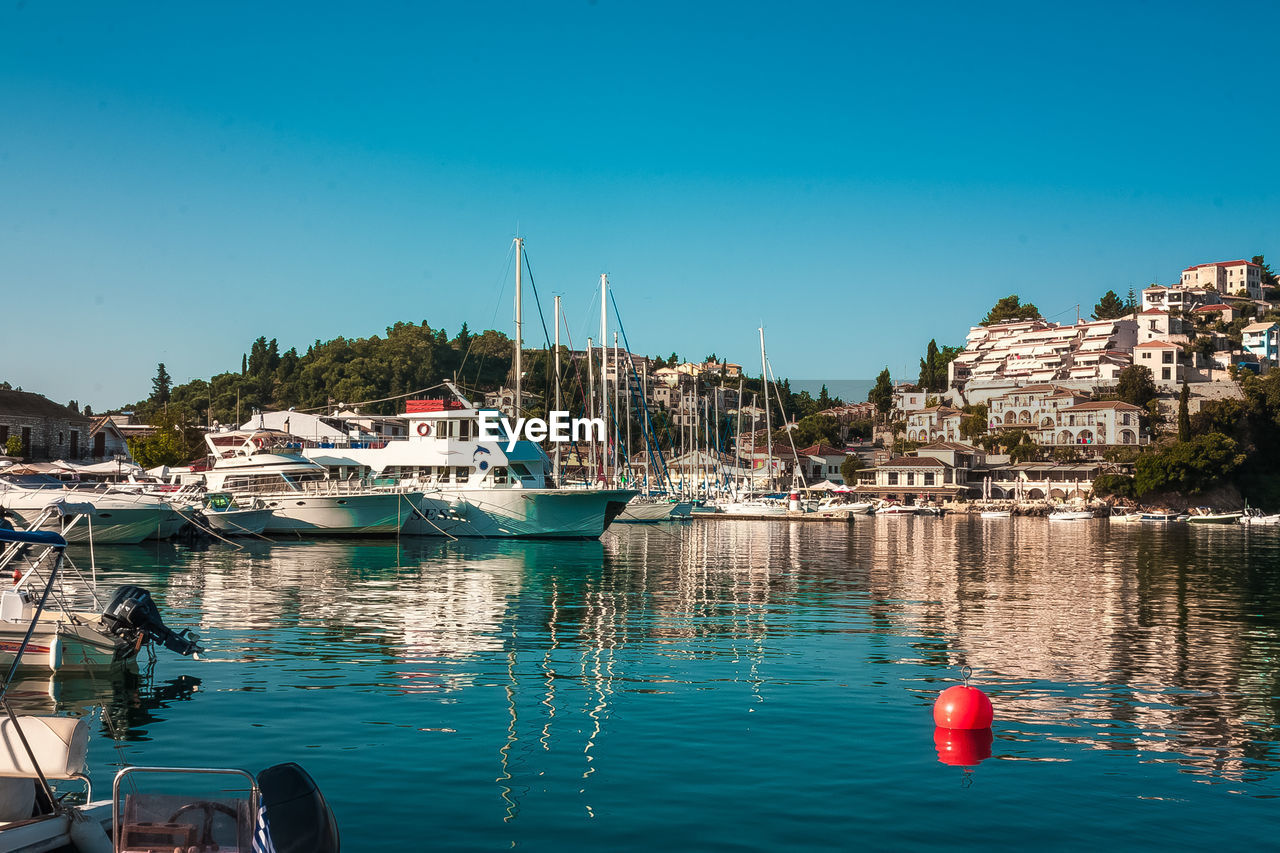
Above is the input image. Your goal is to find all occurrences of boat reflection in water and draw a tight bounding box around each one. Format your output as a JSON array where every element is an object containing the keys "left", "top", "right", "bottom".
[{"left": 5, "top": 666, "right": 201, "bottom": 741}]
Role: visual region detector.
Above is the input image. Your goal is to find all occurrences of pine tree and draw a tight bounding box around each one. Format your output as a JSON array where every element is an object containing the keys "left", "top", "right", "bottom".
[
  {"left": 1092, "top": 290, "right": 1127, "bottom": 320},
  {"left": 151, "top": 363, "right": 172, "bottom": 405},
  {"left": 869, "top": 368, "right": 893, "bottom": 420}
]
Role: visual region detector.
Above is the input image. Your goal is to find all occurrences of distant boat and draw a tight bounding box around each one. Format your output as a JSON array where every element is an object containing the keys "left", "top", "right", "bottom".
[
  {"left": 979, "top": 510, "right": 1012, "bottom": 518},
  {"left": 199, "top": 492, "right": 273, "bottom": 536},
  {"left": 1139, "top": 511, "right": 1179, "bottom": 522},
  {"left": 876, "top": 504, "right": 917, "bottom": 516},
  {"left": 1240, "top": 509, "right": 1280, "bottom": 526},
  {"left": 1048, "top": 510, "right": 1094, "bottom": 521},
  {"left": 1186, "top": 509, "right": 1244, "bottom": 525},
  {"left": 1109, "top": 509, "right": 1142, "bottom": 522}
]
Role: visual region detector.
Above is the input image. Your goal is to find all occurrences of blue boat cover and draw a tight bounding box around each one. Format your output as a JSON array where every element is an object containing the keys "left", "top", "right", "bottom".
[{"left": 0, "top": 528, "right": 67, "bottom": 548}]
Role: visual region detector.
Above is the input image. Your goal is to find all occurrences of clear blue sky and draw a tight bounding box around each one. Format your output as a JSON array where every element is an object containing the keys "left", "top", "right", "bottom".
[{"left": 2, "top": 1, "right": 1276, "bottom": 409}]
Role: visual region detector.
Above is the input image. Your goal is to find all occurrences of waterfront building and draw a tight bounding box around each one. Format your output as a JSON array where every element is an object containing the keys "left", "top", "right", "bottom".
[
  {"left": 87, "top": 416, "right": 132, "bottom": 461},
  {"left": 1133, "top": 340, "right": 1184, "bottom": 388},
  {"left": 0, "top": 390, "right": 91, "bottom": 462},
  {"left": 1241, "top": 321, "right": 1280, "bottom": 364},
  {"left": 1044, "top": 401, "right": 1146, "bottom": 448},
  {"left": 797, "top": 444, "right": 849, "bottom": 484},
  {"left": 979, "top": 461, "right": 1110, "bottom": 500},
  {"left": 853, "top": 455, "right": 967, "bottom": 502},
  {"left": 1180, "top": 259, "right": 1264, "bottom": 299}
]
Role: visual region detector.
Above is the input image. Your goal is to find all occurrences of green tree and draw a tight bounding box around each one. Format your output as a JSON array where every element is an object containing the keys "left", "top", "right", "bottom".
[
  {"left": 151, "top": 363, "right": 172, "bottom": 405},
  {"left": 1116, "top": 365, "right": 1158, "bottom": 408},
  {"left": 775, "top": 414, "right": 842, "bottom": 448},
  {"left": 868, "top": 368, "right": 893, "bottom": 420},
  {"left": 1092, "top": 290, "right": 1128, "bottom": 320},
  {"left": 1091, "top": 473, "right": 1136, "bottom": 499},
  {"left": 4, "top": 436, "right": 22, "bottom": 458},
  {"left": 839, "top": 454, "right": 863, "bottom": 483},
  {"left": 1252, "top": 255, "right": 1278, "bottom": 288},
  {"left": 1177, "top": 383, "right": 1191, "bottom": 441},
  {"left": 917, "top": 339, "right": 962, "bottom": 392},
  {"left": 126, "top": 410, "right": 205, "bottom": 469},
  {"left": 959, "top": 404, "right": 988, "bottom": 439},
  {"left": 1133, "top": 432, "right": 1245, "bottom": 497},
  {"left": 980, "top": 295, "right": 1041, "bottom": 326}
]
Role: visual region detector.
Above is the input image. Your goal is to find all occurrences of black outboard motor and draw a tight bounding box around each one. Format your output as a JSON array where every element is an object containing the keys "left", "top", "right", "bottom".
[
  {"left": 102, "top": 585, "right": 202, "bottom": 656},
  {"left": 258, "top": 763, "right": 340, "bottom": 853}
]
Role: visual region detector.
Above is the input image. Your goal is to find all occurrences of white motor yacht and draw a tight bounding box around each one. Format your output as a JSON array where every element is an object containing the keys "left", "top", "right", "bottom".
[
  {"left": 0, "top": 479, "right": 168, "bottom": 544},
  {"left": 201, "top": 432, "right": 422, "bottom": 535},
  {"left": 253, "top": 396, "right": 636, "bottom": 539}
]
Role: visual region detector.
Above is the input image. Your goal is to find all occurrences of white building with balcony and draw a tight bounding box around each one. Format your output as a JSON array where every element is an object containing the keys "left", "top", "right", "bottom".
[
  {"left": 1043, "top": 401, "right": 1145, "bottom": 448},
  {"left": 1181, "top": 259, "right": 1263, "bottom": 299}
]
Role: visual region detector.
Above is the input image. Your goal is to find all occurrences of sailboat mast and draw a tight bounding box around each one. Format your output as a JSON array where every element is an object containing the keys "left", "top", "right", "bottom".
[
  {"left": 554, "top": 295, "right": 562, "bottom": 483},
  {"left": 587, "top": 336, "right": 596, "bottom": 480},
  {"left": 600, "top": 274, "right": 609, "bottom": 486},
  {"left": 760, "top": 327, "right": 772, "bottom": 490},
  {"left": 513, "top": 237, "right": 523, "bottom": 418},
  {"left": 734, "top": 378, "right": 743, "bottom": 492}
]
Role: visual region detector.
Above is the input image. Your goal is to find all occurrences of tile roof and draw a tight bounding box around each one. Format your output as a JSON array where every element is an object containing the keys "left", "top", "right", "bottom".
[
  {"left": 1134, "top": 340, "right": 1181, "bottom": 348},
  {"left": 1059, "top": 401, "right": 1145, "bottom": 412},
  {"left": 881, "top": 456, "right": 950, "bottom": 467}
]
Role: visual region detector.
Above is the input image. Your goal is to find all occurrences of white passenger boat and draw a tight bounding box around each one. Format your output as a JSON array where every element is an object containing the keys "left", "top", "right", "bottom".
[
  {"left": 979, "top": 510, "right": 1012, "bottom": 518},
  {"left": 256, "top": 395, "right": 635, "bottom": 539},
  {"left": 202, "top": 432, "right": 422, "bottom": 535},
  {"left": 876, "top": 503, "right": 918, "bottom": 516},
  {"left": 718, "top": 497, "right": 789, "bottom": 516},
  {"left": 1048, "top": 509, "right": 1094, "bottom": 521}
]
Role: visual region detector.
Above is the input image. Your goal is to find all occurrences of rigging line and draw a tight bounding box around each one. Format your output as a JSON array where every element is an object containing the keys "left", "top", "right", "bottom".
[
  {"left": 519, "top": 246, "right": 554, "bottom": 350},
  {"left": 293, "top": 383, "right": 449, "bottom": 414},
  {"left": 459, "top": 240, "right": 518, "bottom": 381}
]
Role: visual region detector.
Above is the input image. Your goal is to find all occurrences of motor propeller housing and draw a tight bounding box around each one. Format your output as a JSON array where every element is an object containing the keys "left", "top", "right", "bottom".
[{"left": 102, "top": 585, "right": 202, "bottom": 656}]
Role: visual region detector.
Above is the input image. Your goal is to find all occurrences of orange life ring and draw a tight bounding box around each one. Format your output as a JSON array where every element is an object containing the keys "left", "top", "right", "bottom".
[
  {"left": 416, "top": 422, "right": 432, "bottom": 437},
  {"left": 252, "top": 436, "right": 266, "bottom": 449}
]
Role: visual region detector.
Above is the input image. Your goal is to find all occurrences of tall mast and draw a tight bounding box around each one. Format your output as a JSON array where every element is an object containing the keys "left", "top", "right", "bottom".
[
  {"left": 587, "top": 336, "right": 596, "bottom": 480},
  {"left": 617, "top": 331, "right": 627, "bottom": 490},
  {"left": 513, "top": 237, "right": 523, "bottom": 418},
  {"left": 760, "top": 327, "right": 773, "bottom": 490},
  {"left": 600, "top": 274, "right": 609, "bottom": 486},
  {"left": 554, "top": 295, "right": 562, "bottom": 483},
  {"left": 734, "top": 378, "right": 743, "bottom": 492}
]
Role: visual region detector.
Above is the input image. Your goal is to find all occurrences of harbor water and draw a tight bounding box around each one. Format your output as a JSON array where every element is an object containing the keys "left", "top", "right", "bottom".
[{"left": 26, "top": 518, "right": 1280, "bottom": 850}]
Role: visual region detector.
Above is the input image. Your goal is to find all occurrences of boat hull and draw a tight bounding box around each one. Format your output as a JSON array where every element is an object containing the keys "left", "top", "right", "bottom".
[
  {"left": 0, "top": 621, "right": 132, "bottom": 671},
  {"left": 616, "top": 500, "right": 677, "bottom": 523},
  {"left": 201, "top": 507, "right": 274, "bottom": 536},
  {"left": 404, "top": 488, "right": 635, "bottom": 538},
  {"left": 256, "top": 492, "right": 420, "bottom": 534}
]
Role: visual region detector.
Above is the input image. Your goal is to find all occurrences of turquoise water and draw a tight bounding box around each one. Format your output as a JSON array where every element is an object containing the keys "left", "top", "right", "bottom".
[{"left": 26, "top": 518, "right": 1280, "bottom": 850}]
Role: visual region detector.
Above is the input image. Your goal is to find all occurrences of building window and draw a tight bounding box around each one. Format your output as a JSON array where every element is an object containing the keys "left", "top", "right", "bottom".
[
  {"left": 887, "top": 472, "right": 898, "bottom": 485},
  {"left": 1162, "top": 351, "right": 1173, "bottom": 364},
  {"left": 906, "top": 473, "right": 915, "bottom": 486},
  {"left": 1162, "top": 368, "right": 1171, "bottom": 380},
  {"left": 924, "top": 472, "right": 935, "bottom": 486}
]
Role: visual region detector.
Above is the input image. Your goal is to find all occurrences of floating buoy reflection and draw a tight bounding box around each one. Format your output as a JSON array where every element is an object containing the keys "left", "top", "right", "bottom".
[{"left": 933, "top": 726, "right": 993, "bottom": 767}]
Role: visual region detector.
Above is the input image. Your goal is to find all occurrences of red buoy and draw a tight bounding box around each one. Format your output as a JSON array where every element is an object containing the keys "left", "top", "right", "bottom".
[
  {"left": 933, "top": 726, "right": 993, "bottom": 766},
  {"left": 933, "top": 670, "right": 994, "bottom": 730}
]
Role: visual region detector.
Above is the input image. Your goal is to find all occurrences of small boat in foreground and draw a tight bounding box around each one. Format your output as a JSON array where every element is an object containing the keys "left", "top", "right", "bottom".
[
  {"left": 979, "top": 510, "right": 1012, "bottom": 519},
  {"left": 876, "top": 503, "right": 917, "bottom": 516},
  {"left": 0, "top": 526, "right": 202, "bottom": 671}
]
